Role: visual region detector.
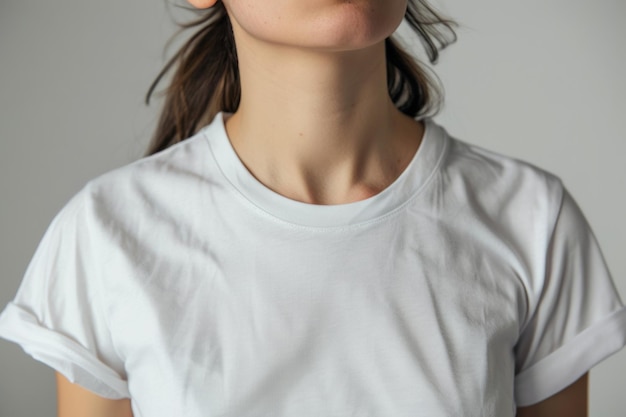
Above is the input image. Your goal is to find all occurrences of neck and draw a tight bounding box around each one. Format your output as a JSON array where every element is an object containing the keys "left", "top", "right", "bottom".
[{"left": 224, "top": 36, "right": 424, "bottom": 205}]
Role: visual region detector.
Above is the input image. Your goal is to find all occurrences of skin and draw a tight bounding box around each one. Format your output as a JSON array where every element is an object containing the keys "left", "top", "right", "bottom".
[
  {"left": 516, "top": 373, "right": 588, "bottom": 417},
  {"left": 202, "top": 0, "right": 425, "bottom": 205},
  {"left": 56, "top": 372, "right": 132, "bottom": 417},
  {"left": 56, "top": 1, "right": 590, "bottom": 415}
]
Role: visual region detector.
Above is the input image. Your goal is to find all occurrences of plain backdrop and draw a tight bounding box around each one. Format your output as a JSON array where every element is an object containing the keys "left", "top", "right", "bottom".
[{"left": 1, "top": 0, "right": 624, "bottom": 415}]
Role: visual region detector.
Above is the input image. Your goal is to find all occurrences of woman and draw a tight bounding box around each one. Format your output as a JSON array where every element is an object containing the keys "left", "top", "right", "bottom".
[{"left": 0, "top": 0, "right": 624, "bottom": 416}]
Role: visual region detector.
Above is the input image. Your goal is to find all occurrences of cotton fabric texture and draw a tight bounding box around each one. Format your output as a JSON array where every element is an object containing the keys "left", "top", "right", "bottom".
[{"left": 1, "top": 111, "right": 625, "bottom": 417}]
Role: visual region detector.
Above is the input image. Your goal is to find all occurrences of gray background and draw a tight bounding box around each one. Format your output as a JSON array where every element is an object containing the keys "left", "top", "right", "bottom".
[{"left": 1, "top": 0, "right": 624, "bottom": 415}]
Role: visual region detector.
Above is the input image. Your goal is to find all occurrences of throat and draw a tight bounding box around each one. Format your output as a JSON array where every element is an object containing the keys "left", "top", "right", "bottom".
[{"left": 225, "top": 111, "right": 425, "bottom": 206}]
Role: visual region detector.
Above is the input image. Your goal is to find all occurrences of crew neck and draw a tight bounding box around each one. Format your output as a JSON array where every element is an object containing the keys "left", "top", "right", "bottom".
[{"left": 202, "top": 111, "right": 448, "bottom": 228}]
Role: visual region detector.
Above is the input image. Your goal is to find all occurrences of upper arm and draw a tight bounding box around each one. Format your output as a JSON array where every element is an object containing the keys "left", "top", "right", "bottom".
[
  {"left": 516, "top": 373, "right": 588, "bottom": 417},
  {"left": 56, "top": 372, "right": 133, "bottom": 417}
]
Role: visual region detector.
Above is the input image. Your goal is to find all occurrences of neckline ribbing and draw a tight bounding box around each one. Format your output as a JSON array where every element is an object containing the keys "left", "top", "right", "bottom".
[{"left": 203, "top": 111, "right": 448, "bottom": 228}]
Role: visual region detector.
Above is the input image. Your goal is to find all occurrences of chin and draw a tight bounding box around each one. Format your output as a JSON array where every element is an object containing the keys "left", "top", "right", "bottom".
[
  {"left": 226, "top": 0, "right": 405, "bottom": 53},
  {"left": 304, "top": 3, "right": 403, "bottom": 49}
]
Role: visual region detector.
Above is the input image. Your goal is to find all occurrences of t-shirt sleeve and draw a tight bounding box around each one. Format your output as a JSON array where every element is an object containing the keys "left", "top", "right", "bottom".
[
  {"left": 513, "top": 182, "right": 626, "bottom": 406},
  {"left": 0, "top": 185, "right": 130, "bottom": 399}
]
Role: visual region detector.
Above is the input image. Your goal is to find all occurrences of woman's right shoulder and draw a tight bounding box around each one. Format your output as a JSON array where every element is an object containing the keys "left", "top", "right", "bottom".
[
  {"left": 95, "top": 130, "right": 216, "bottom": 194},
  {"left": 60, "top": 129, "right": 223, "bottom": 233}
]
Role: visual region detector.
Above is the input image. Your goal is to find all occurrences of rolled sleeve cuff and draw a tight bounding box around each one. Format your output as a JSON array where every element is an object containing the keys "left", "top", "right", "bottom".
[
  {"left": 514, "top": 306, "right": 626, "bottom": 407},
  {"left": 0, "top": 302, "right": 130, "bottom": 399}
]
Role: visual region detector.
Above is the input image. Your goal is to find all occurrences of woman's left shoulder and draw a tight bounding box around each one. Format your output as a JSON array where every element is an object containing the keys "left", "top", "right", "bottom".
[{"left": 439, "top": 131, "right": 565, "bottom": 218}]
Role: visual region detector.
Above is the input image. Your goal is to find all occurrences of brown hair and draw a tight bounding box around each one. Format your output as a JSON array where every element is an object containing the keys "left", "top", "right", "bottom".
[{"left": 144, "top": 1, "right": 457, "bottom": 156}]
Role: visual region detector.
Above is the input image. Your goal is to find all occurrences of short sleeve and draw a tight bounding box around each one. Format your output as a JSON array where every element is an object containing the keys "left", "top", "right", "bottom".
[
  {"left": 0, "top": 185, "right": 130, "bottom": 399},
  {"left": 513, "top": 183, "right": 626, "bottom": 406}
]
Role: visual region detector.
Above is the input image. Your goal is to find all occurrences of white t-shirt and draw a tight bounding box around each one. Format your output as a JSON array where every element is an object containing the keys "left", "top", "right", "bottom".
[{"left": 1, "top": 111, "right": 625, "bottom": 417}]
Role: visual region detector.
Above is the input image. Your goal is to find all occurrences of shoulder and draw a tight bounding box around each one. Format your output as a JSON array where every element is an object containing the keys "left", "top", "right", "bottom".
[
  {"left": 438, "top": 131, "right": 566, "bottom": 229},
  {"left": 80, "top": 130, "right": 216, "bottom": 211},
  {"left": 89, "top": 131, "right": 213, "bottom": 200},
  {"left": 444, "top": 133, "right": 563, "bottom": 198},
  {"left": 430, "top": 128, "right": 573, "bottom": 292},
  {"left": 53, "top": 129, "right": 219, "bottom": 241}
]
